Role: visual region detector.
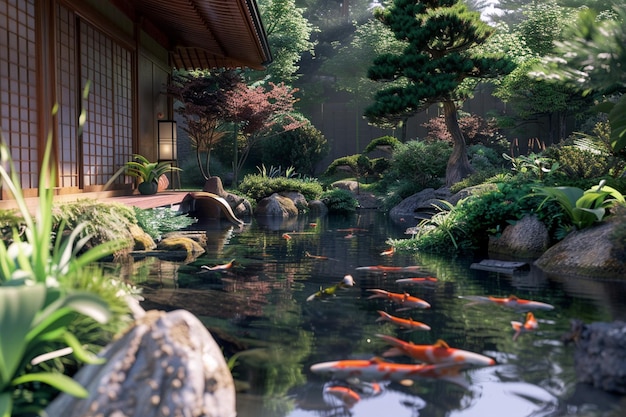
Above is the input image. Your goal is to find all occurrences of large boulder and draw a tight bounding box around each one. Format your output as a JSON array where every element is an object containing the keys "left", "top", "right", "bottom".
[
  {"left": 255, "top": 193, "right": 299, "bottom": 218},
  {"left": 535, "top": 216, "right": 626, "bottom": 278},
  {"left": 488, "top": 214, "right": 550, "bottom": 259},
  {"left": 45, "top": 309, "right": 236, "bottom": 417},
  {"left": 389, "top": 188, "right": 448, "bottom": 224},
  {"left": 564, "top": 320, "right": 626, "bottom": 394}
]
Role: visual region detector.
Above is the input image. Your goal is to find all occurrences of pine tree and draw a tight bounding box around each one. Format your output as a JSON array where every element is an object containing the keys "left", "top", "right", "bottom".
[{"left": 365, "top": 0, "right": 515, "bottom": 186}]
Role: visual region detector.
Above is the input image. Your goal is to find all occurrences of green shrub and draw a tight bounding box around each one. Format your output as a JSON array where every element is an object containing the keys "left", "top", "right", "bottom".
[
  {"left": 238, "top": 174, "right": 324, "bottom": 202},
  {"left": 323, "top": 155, "right": 362, "bottom": 177},
  {"left": 53, "top": 199, "right": 137, "bottom": 252},
  {"left": 393, "top": 180, "right": 565, "bottom": 253},
  {"left": 364, "top": 135, "right": 402, "bottom": 153},
  {"left": 321, "top": 188, "right": 359, "bottom": 214},
  {"left": 386, "top": 140, "right": 451, "bottom": 189},
  {"left": 262, "top": 122, "right": 329, "bottom": 176}
]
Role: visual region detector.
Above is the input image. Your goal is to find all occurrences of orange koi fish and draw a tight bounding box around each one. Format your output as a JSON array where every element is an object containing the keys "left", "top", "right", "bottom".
[
  {"left": 376, "top": 334, "right": 496, "bottom": 368},
  {"left": 201, "top": 259, "right": 236, "bottom": 271},
  {"left": 376, "top": 310, "right": 431, "bottom": 332},
  {"left": 356, "top": 265, "right": 421, "bottom": 273},
  {"left": 306, "top": 275, "right": 355, "bottom": 302},
  {"left": 367, "top": 289, "right": 430, "bottom": 310},
  {"left": 511, "top": 312, "right": 538, "bottom": 341},
  {"left": 323, "top": 385, "right": 360, "bottom": 408},
  {"left": 282, "top": 233, "right": 292, "bottom": 240},
  {"left": 460, "top": 295, "right": 554, "bottom": 312},
  {"left": 310, "top": 357, "right": 468, "bottom": 387},
  {"left": 395, "top": 277, "right": 438, "bottom": 285},
  {"left": 380, "top": 247, "right": 395, "bottom": 256}
]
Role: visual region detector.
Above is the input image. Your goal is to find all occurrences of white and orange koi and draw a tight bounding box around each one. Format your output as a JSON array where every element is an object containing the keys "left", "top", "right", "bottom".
[
  {"left": 310, "top": 357, "right": 468, "bottom": 387},
  {"left": 201, "top": 259, "right": 236, "bottom": 271},
  {"left": 323, "top": 385, "right": 360, "bottom": 408},
  {"left": 511, "top": 312, "right": 538, "bottom": 341},
  {"left": 282, "top": 233, "right": 292, "bottom": 240},
  {"left": 376, "top": 310, "right": 431, "bottom": 332},
  {"left": 356, "top": 265, "right": 421, "bottom": 273},
  {"left": 367, "top": 289, "right": 430, "bottom": 310},
  {"left": 380, "top": 247, "right": 395, "bottom": 256},
  {"left": 460, "top": 295, "right": 554, "bottom": 312},
  {"left": 395, "top": 277, "right": 438, "bottom": 285},
  {"left": 306, "top": 275, "right": 355, "bottom": 302},
  {"left": 376, "top": 334, "right": 496, "bottom": 368}
]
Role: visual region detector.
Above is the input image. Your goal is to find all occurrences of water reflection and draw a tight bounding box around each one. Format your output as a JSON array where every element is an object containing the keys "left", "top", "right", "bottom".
[{"left": 130, "top": 211, "right": 626, "bottom": 417}]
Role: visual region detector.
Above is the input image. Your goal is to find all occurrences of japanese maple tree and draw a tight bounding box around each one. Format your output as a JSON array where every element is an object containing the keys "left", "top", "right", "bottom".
[
  {"left": 224, "top": 81, "right": 304, "bottom": 183},
  {"left": 167, "top": 69, "right": 242, "bottom": 179}
]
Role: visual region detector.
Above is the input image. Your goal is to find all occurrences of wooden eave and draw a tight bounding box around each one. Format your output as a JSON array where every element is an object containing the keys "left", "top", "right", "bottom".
[{"left": 126, "top": 0, "right": 272, "bottom": 70}]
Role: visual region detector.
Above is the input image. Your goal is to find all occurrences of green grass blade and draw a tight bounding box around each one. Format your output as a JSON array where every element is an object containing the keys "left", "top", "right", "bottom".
[{"left": 11, "top": 372, "right": 88, "bottom": 398}]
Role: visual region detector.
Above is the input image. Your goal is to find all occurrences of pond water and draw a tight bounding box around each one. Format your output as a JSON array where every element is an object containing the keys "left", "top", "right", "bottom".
[{"left": 131, "top": 210, "right": 626, "bottom": 417}]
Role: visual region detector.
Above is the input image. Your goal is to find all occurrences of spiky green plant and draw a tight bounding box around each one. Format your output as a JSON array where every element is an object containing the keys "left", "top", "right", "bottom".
[{"left": 0, "top": 120, "right": 130, "bottom": 415}]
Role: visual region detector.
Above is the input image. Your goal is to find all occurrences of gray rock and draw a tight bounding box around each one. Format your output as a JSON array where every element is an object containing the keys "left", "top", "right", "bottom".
[
  {"left": 308, "top": 200, "right": 328, "bottom": 217},
  {"left": 489, "top": 215, "right": 550, "bottom": 259},
  {"left": 255, "top": 193, "right": 299, "bottom": 218},
  {"left": 535, "top": 218, "right": 626, "bottom": 278},
  {"left": 45, "top": 309, "right": 236, "bottom": 417},
  {"left": 565, "top": 320, "right": 626, "bottom": 394}
]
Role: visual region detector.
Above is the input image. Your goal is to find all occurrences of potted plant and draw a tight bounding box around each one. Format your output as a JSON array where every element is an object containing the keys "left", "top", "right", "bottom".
[{"left": 125, "top": 154, "right": 181, "bottom": 195}]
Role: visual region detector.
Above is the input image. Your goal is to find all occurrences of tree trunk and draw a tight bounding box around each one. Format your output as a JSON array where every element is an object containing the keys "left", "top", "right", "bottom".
[{"left": 443, "top": 100, "right": 474, "bottom": 187}]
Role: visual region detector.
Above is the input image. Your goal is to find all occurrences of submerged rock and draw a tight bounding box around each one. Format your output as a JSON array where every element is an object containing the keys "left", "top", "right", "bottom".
[
  {"left": 564, "top": 320, "right": 626, "bottom": 394},
  {"left": 45, "top": 309, "right": 236, "bottom": 417}
]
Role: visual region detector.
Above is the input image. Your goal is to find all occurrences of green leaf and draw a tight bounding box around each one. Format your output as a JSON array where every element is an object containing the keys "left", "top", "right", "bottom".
[
  {"left": 609, "top": 96, "right": 626, "bottom": 153},
  {"left": 63, "top": 332, "right": 105, "bottom": 365},
  {"left": 0, "top": 392, "right": 12, "bottom": 417},
  {"left": 578, "top": 207, "right": 607, "bottom": 223},
  {"left": 0, "top": 285, "right": 46, "bottom": 387},
  {"left": 11, "top": 372, "right": 89, "bottom": 398}
]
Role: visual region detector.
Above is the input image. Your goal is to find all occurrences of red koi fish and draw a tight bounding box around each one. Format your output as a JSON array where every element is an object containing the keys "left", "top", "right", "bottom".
[
  {"left": 380, "top": 247, "right": 395, "bottom": 256},
  {"left": 201, "top": 259, "right": 236, "bottom": 271},
  {"left": 310, "top": 357, "right": 468, "bottom": 387},
  {"left": 511, "top": 312, "right": 538, "bottom": 341},
  {"left": 395, "top": 277, "right": 438, "bottom": 285},
  {"left": 306, "top": 275, "right": 355, "bottom": 302},
  {"left": 460, "top": 295, "right": 554, "bottom": 312},
  {"left": 323, "top": 385, "right": 360, "bottom": 408},
  {"left": 376, "top": 334, "right": 496, "bottom": 368},
  {"left": 356, "top": 265, "right": 421, "bottom": 273},
  {"left": 367, "top": 289, "right": 430, "bottom": 310},
  {"left": 376, "top": 310, "right": 431, "bottom": 332}
]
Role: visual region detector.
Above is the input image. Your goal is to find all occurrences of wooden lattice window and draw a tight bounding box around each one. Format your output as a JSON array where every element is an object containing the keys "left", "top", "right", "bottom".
[{"left": 0, "top": 0, "right": 38, "bottom": 190}]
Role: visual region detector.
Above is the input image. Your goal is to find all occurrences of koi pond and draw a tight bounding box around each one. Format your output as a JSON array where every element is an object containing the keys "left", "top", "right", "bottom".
[{"left": 130, "top": 210, "right": 626, "bottom": 417}]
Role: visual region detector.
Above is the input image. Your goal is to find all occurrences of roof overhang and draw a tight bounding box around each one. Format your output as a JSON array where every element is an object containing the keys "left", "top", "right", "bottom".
[{"left": 127, "top": 0, "right": 272, "bottom": 70}]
